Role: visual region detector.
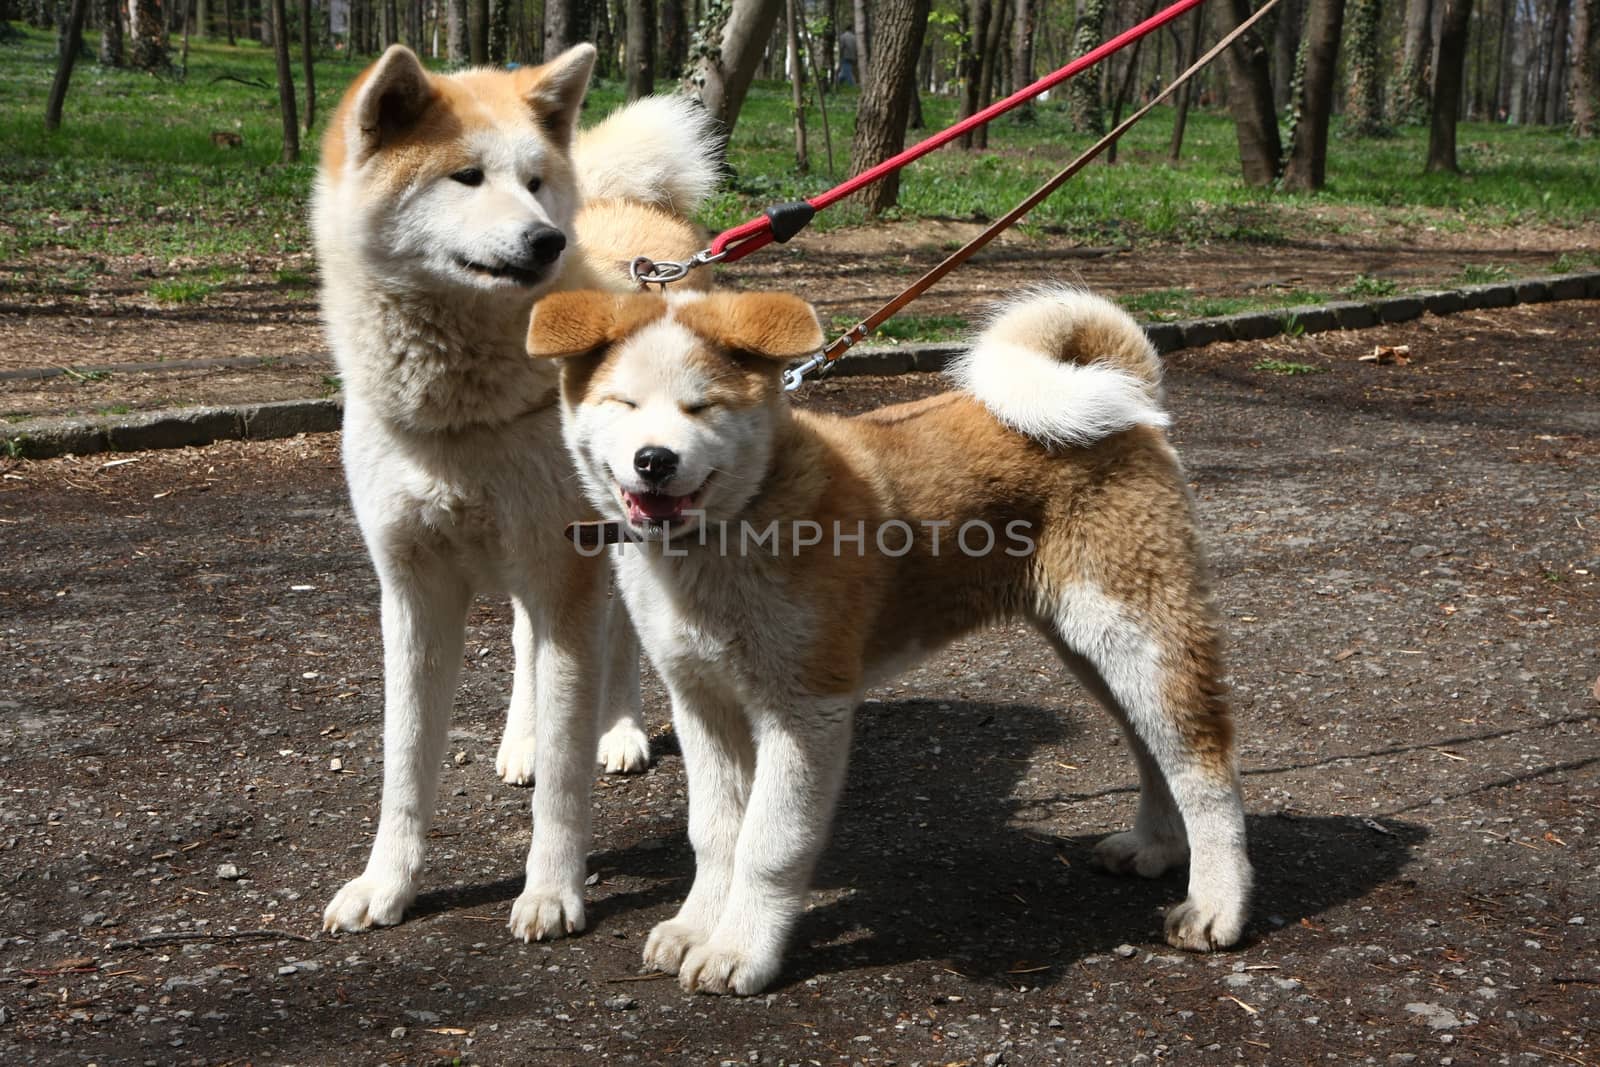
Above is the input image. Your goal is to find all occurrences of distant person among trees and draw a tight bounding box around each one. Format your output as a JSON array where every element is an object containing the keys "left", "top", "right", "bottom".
[{"left": 838, "top": 27, "right": 858, "bottom": 87}]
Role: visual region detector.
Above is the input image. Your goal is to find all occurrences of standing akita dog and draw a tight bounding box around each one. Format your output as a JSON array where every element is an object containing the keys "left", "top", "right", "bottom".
[
  {"left": 314, "top": 43, "right": 718, "bottom": 940},
  {"left": 528, "top": 287, "right": 1252, "bottom": 993}
]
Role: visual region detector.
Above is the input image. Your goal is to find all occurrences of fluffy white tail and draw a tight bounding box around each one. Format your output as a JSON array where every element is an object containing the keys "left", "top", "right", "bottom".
[
  {"left": 575, "top": 95, "right": 722, "bottom": 213},
  {"left": 946, "top": 288, "right": 1170, "bottom": 447}
]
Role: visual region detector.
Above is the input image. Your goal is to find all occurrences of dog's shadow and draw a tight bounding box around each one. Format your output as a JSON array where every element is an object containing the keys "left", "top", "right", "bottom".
[
  {"left": 410, "top": 697, "right": 1425, "bottom": 988},
  {"left": 790, "top": 698, "right": 1426, "bottom": 988}
]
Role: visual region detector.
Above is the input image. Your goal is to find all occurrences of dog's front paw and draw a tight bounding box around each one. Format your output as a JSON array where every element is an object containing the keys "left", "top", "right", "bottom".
[
  {"left": 678, "top": 940, "right": 780, "bottom": 996},
  {"left": 1164, "top": 894, "right": 1246, "bottom": 952},
  {"left": 495, "top": 733, "right": 538, "bottom": 786},
  {"left": 642, "top": 918, "right": 709, "bottom": 975},
  {"left": 1093, "top": 829, "right": 1189, "bottom": 878},
  {"left": 322, "top": 874, "right": 416, "bottom": 932},
  {"left": 508, "top": 884, "right": 585, "bottom": 942},
  {"left": 597, "top": 719, "right": 651, "bottom": 774}
]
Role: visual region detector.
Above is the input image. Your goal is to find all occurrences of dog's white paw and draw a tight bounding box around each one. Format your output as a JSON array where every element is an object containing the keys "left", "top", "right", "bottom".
[
  {"left": 1093, "top": 829, "right": 1190, "bottom": 878},
  {"left": 322, "top": 874, "right": 416, "bottom": 932},
  {"left": 597, "top": 719, "right": 651, "bottom": 774},
  {"left": 678, "top": 939, "right": 780, "bottom": 996},
  {"left": 507, "top": 884, "right": 585, "bottom": 942},
  {"left": 495, "top": 733, "right": 538, "bottom": 786},
  {"left": 642, "top": 918, "right": 710, "bottom": 975},
  {"left": 1164, "top": 893, "right": 1246, "bottom": 952}
]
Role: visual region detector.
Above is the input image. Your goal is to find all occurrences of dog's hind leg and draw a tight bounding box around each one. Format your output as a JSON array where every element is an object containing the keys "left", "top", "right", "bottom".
[
  {"left": 1036, "top": 585, "right": 1252, "bottom": 952},
  {"left": 495, "top": 597, "right": 541, "bottom": 786},
  {"left": 595, "top": 589, "right": 650, "bottom": 773},
  {"left": 324, "top": 563, "right": 472, "bottom": 931}
]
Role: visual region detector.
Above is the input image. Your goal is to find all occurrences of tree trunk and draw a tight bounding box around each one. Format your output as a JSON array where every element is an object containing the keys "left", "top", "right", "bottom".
[
  {"left": 1067, "top": 0, "right": 1105, "bottom": 133},
  {"left": 956, "top": 0, "right": 989, "bottom": 146},
  {"left": 270, "top": 0, "right": 299, "bottom": 162},
  {"left": 1393, "top": 0, "right": 1432, "bottom": 122},
  {"left": 847, "top": 0, "right": 931, "bottom": 214},
  {"left": 488, "top": 0, "right": 507, "bottom": 61},
  {"left": 447, "top": 0, "right": 465, "bottom": 62},
  {"left": 1343, "top": 0, "right": 1384, "bottom": 135},
  {"left": 682, "top": 0, "right": 785, "bottom": 144},
  {"left": 223, "top": 0, "right": 233, "bottom": 45},
  {"left": 1426, "top": 0, "right": 1472, "bottom": 170},
  {"left": 45, "top": 0, "right": 89, "bottom": 130},
  {"left": 97, "top": 0, "right": 121, "bottom": 63},
  {"left": 852, "top": 0, "right": 868, "bottom": 81},
  {"left": 300, "top": 0, "right": 314, "bottom": 129},
  {"left": 1270, "top": 0, "right": 1304, "bottom": 108},
  {"left": 1168, "top": 1, "right": 1203, "bottom": 160},
  {"left": 1542, "top": 0, "right": 1573, "bottom": 124},
  {"left": 626, "top": 0, "right": 654, "bottom": 97},
  {"left": 1574, "top": 0, "right": 1600, "bottom": 135},
  {"left": 469, "top": 0, "right": 485, "bottom": 61},
  {"left": 786, "top": 0, "right": 806, "bottom": 171},
  {"left": 660, "top": 0, "right": 685, "bottom": 76},
  {"left": 129, "top": 0, "right": 168, "bottom": 69},
  {"left": 1217, "top": 0, "right": 1282, "bottom": 185},
  {"left": 1106, "top": 0, "right": 1158, "bottom": 163},
  {"left": 1507, "top": 0, "right": 1530, "bottom": 123},
  {"left": 971, "top": 0, "right": 1009, "bottom": 147},
  {"left": 194, "top": 0, "right": 206, "bottom": 37},
  {"left": 1009, "top": 0, "right": 1033, "bottom": 93},
  {"left": 1282, "top": 0, "right": 1343, "bottom": 190}
]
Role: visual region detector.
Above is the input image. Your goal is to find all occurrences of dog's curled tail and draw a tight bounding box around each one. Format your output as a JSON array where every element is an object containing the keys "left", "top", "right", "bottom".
[
  {"left": 946, "top": 287, "right": 1170, "bottom": 448},
  {"left": 575, "top": 95, "right": 723, "bottom": 213}
]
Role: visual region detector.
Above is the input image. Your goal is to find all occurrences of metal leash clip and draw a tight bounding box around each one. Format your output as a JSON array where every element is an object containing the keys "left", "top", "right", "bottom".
[
  {"left": 629, "top": 249, "right": 727, "bottom": 289},
  {"left": 782, "top": 351, "right": 829, "bottom": 392}
]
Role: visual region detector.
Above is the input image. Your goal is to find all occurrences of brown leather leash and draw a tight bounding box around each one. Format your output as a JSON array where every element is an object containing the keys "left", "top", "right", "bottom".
[{"left": 780, "top": 0, "right": 1284, "bottom": 391}]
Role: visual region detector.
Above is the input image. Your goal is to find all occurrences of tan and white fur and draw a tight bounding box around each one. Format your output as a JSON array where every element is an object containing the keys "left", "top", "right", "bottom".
[
  {"left": 529, "top": 286, "right": 1253, "bottom": 994},
  {"left": 313, "top": 43, "right": 718, "bottom": 940}
]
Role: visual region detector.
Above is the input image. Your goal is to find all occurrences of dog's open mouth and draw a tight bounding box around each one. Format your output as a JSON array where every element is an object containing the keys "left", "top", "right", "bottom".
[
  {"left": 619, "top": 485, "right": 705, "bottom": 526},
  {"left": 456, "top": 256, "right": 546, "bottom": 287}
]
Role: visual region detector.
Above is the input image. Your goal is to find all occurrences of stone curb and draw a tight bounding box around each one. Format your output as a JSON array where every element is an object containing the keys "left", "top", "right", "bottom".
[
  {"left": 3, "top": 399, "right": 341, "bottom": 460},
  {"left": 5, "top": 270, "right": 1598, "bottom": 460}
]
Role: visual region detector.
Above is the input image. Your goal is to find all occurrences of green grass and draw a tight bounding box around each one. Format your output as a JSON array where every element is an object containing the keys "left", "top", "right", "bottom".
[
  {"left": 1344, "top": 274, "right": 1398, "bottom": 298},
  {"left": 1454, "top": 263, "right": 1514, "bottom": 284},
  {"left": 837, "top": 312, "right": 968, "bottom": 343},
  {"left": 148, "top": 278, "right": 218, "bottom": 303},
  {"left": 1254, "top": 359, "right": 1325, "bottom": 376},
  {"left": 5, "top": 25, "right": 1600, "bottom": 298}
]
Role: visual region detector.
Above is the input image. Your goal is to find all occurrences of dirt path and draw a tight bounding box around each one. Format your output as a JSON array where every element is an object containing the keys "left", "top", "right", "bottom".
[
  {"left": 2, "top": 303, "right": 1596, "bottom": 1065},
  {"left": 3, "top": 222, "right": 1594, "bottom": 421}
]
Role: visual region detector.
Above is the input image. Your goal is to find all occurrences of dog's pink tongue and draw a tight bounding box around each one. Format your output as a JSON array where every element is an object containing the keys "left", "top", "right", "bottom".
[{"left": 624, "top": 490, "right": 687, "bottom": 522}]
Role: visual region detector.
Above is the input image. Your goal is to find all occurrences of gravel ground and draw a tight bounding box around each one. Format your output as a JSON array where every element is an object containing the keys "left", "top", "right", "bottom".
[{"left": 1, "top": 302, "right": 1597, "bottom": 1066}]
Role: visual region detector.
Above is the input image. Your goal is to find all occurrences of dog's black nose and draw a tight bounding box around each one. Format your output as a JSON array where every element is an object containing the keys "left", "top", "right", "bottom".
[
  {"left": 524, "top": 227, "right": 566, "bottom": 266},
  {"left": 633, "top": 446, "right": 679, "bottom": 484}
]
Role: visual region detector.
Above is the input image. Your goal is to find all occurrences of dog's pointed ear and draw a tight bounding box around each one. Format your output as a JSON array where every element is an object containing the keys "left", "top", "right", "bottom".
[
  {"left": 673, "top": 293, "right": 824, "bottom": 361},
  {"left": 517, "top": 44, "right": 596, "bottom": 150},
  {"left": 528, "top": 290, "right": 666, "bottom": 359},
  {"left": 349, "top": 45, "right": 436, "bottom": 161}
]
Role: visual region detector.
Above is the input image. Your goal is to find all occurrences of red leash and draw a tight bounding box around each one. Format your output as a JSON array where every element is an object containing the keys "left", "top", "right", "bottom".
[{"left": 705, "top": 0, "right": 1209, "bottom": 265}]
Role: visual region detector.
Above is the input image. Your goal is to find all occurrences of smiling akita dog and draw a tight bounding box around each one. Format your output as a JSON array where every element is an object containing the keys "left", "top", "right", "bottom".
[
  {"left": 314, "top": 43, "right": 719, "bottom": 940},
  {"left": 527, "top": 286, "right": 1252, "bottom": 993}
]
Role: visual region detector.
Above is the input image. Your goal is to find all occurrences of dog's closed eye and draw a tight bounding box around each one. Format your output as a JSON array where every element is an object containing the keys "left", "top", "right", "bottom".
[
  {"left": 683, "top": 401, "right": 716, "bottom": 416},
  {"left": 603, "top": 396, "right": 638, "bottom": 410}
]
